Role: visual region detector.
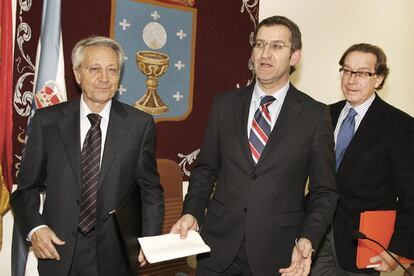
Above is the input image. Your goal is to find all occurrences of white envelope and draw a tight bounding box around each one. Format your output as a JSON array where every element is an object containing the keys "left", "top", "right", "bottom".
[{"left": 138, "top": 230, "right": 211, "bottom": 264}]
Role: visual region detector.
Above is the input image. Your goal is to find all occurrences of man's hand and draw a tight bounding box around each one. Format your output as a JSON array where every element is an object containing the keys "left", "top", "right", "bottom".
[
  {"left": 170, "top": 214, "right": 198, "bottom": 239},
  {"left": 31, "top": 227, "right": 65, "bottom": 260},
  {"left": 279, "top": 238, "right": 313, "bottom": 276},
  {"left": 138, "top": 249, "right": 147, "bottom": 267},
  {"left": 370, "top": 250, "right": 399, "bottom": 272},
  {"left": 404, "top": 264, "right": 414, "bottom": 276}
]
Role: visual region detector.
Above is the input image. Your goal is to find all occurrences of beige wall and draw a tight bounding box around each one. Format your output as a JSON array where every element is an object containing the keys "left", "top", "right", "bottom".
[
  {"left": 260, "top": 1, "right": 413, "bottom": 275},
  {"left": 260, "top": 0, "right": 414, "bottom": 117}
]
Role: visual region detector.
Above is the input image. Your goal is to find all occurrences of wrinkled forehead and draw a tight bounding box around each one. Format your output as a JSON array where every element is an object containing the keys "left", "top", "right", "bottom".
[{"left": 81, "top": 45, "right": 119, "bottom": 65}]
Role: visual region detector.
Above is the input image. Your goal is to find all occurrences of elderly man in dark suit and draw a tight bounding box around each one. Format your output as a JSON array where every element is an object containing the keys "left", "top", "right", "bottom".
[
  {"left": 171, "top": 15, "right": 338, "bottom": 276},
  {"left": 11, "top": 36, "right": 164, "bottom": 276},
  {"left": 311, "top": 43, "right": 414, "bottom": 275}
]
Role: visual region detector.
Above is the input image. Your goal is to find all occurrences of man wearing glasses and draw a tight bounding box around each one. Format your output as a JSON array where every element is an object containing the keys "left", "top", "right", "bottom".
[
  {"left": 311, "top": 43, "right": 414, "bottom": 275},
  {"left": 11, "top": 36, "right": 164, "bottom": 276},
  {"left": 171, "top": 16, "right": 338, "bottom": 276}
]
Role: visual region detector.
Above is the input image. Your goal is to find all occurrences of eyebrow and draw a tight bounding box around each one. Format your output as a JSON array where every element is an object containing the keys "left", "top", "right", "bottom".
[
  {"left": 86, "top": 63, "right": 118, "bottom": 67},
  {"left": 342, "top": 65, "right": 374, "bottom": 71},
  {"left": 256, "top": 39, "right": 286, "bottom": 42}
]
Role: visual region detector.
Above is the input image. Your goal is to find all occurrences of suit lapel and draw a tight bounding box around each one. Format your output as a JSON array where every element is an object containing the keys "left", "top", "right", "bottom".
[
  {"left": 58, "top": 99, "right": 130, "bottom": 189},
  {"left": 257, "top": 85, "right": 303, "bottom": 166},
  {"left": 98, "top": 100, "right": 129, "bottom": 188},
  {"left": 59, "top": 99, "right": 82, "bottom": 189},
  {"left": 337, "top": 95, "right": 385, "bottom": 174},
  {"left": 330, "top": 101, "right": 345, "bottom": 129},
  {"left": 234, "top": 85, "right": 255, "bottom": 168}
]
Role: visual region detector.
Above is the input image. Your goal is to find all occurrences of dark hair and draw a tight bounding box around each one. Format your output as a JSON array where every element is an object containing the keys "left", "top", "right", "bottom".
[
  {"left": 253, "top": 15, "right": 302, "bottom": 74},
  {"left": 339, "top": 43, "right": 389, "bottom": 90}
]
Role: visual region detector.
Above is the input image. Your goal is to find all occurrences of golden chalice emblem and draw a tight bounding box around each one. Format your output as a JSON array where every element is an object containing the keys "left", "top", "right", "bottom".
[{"left": 134, "top": 51, "right": 169, "bottom": 115}]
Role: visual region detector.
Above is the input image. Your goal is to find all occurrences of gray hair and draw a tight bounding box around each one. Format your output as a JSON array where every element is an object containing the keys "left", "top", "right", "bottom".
[{"left": 71, "top": 36, "right": 125, "bottom": 70}]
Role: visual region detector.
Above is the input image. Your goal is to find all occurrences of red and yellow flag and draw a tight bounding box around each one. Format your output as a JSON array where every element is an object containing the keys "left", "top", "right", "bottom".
[{"left": 0, "top": 0, "right": 14, "bottom": 251}]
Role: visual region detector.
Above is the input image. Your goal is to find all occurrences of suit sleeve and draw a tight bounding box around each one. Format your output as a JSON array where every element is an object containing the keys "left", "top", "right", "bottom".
[
  {"left": 137, "top": 116, "right": 164, "bottom": 236},
  {"left": 10, "top": 111, "right": 47, "bottom": 237},
  {"left": 301, "top": 105, "right": 339, "bottom": 249},
  {"left": 182, "top": 95, "right": 221, "bottom": 226},
  {"left": 388, "top": 115, "right": 414, "bottom": 258}
]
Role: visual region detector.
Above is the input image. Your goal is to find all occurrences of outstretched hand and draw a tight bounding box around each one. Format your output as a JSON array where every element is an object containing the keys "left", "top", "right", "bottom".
[{"left": 279, "top": 238, "right": 313, "bottom": 276}]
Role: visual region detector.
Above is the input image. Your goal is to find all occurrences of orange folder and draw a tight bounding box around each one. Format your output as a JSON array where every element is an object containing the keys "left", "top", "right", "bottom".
[{"left": 356, "top": 210, "right": 414, "bottom": 269}]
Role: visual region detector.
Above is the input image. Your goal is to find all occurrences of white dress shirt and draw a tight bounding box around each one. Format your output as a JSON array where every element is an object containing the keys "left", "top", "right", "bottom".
[
  {"left": 334, "top": 93, "right": 375, "bottom": 145},
  {"left": 80, "top": 95, "right": 111, "bottom": 164}
]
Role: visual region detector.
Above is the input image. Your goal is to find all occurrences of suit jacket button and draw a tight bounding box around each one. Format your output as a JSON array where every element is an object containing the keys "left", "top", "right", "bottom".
[
  {"left": 244, "top": 208, "right": 247, "bottom": 213},
  {"left": 76, "top": 199, "right": 80, "bottom": 205},
  {"left": 252, "top": 174, "right": 257, "bottom": 179}
]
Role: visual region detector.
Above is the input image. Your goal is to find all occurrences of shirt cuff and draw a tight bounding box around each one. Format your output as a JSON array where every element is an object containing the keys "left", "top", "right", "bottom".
[{"left": 27, "top": 225, "right": 48, "bottom": 242}]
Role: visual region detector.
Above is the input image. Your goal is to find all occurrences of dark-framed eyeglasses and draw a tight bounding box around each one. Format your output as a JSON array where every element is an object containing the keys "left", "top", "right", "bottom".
[{"left": 339, "top": 67, "right": 376, "bottom": 80}]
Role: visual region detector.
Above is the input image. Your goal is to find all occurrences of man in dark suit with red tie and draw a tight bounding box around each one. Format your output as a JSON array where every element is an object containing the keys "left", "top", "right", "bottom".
[
  {"left": 171, "top": 16, "right": 338, "bottom": 276},
  {"left": 11, "top": 36, "right": 164, "bottom": 276},
  {"left": 311, "top": 43, "right": 414, "bottom": 275}
]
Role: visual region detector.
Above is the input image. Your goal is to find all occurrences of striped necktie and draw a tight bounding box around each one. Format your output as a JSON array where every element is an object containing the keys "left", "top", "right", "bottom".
[
  {"left": 79, "top": 113, "right": 102, "bottom": 234},
  {"left": 249, "top": 95, "right": 276, "bottom": 164},
  {"left": 335, "top": 108, "right": 357, "bottom": 170}
]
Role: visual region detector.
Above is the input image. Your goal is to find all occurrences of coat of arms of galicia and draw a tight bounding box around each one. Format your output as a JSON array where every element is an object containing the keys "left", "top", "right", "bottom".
[{"left": 111, "top": 0, "right": 197, "bottom": 121}]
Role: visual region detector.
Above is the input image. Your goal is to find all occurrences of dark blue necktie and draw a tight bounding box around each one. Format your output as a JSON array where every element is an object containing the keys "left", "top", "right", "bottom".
[
  {"left": 249, "top": 96, "right": 276, "bottom": 164},
  {"left": 335, "top": 108, "right": 357, "bottom": 170}
]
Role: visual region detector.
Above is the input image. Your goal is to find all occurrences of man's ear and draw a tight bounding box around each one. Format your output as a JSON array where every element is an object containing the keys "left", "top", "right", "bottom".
[
  {"left": 73, "top": 67, "right": 81, "bottom": 85},
  {"left": 374, "top": 75, "right": 385, "bottom": 89},
  {"left": 290, "top": 49, "right": 301, "bottom": 67}
]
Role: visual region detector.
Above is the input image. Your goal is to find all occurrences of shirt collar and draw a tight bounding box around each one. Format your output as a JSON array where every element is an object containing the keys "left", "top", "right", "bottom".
[
  {"left": 252, "top": 81, "right": 290, "bottom": 106},
  {"left": 344, "top": 92, "right": 376, "bottom": 117},
  {"left": 80, "top": 95, "right": 112, "bottom": 122}
]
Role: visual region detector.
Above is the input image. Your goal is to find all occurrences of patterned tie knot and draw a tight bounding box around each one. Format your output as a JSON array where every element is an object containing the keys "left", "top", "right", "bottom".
[
  {"left": 346, "top": 108, "right": 357, "bottom": 120},
  {"left": 87, "top": 113, "right": 101, "bottom": 126},
  {"left": 260, "top": 95, "right": 276, "bottom": 107}
]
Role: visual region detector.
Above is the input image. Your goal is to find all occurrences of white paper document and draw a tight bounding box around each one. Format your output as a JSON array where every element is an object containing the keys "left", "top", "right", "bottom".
[{"left": 138, "top": 230, "right": 211, "bottom": 264}]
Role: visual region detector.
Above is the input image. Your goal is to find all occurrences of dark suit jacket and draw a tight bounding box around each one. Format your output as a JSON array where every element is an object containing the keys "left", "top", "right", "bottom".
[
  {"left": 183, "top": 83, "right": 338, "bottom": 275},
  {"left": 11, "top": 98, "right": 164, "bottom": 276},
  {"left": 331, "top": 95, "right": 414, "bottom": 273}
]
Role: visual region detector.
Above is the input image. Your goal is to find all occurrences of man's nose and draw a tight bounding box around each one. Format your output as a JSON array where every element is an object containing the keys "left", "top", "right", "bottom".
[
  {"left": 347, "top": 73, "right": 358, "bottom": 84},
  {"left": 261, "top": 44, "right": 272, "bottom": 58},
  {"left": 98, "top": 69, "right": 109, "bottom": 81}
]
